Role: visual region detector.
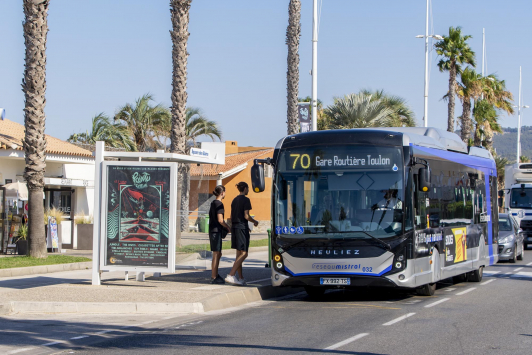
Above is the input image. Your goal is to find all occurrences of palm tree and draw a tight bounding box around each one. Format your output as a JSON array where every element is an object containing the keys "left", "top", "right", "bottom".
[
  {"left": 360, "top": 89, "right": 416, "bottom": 127},
  {"left": 495, "top": 156, "right": 509, "bottom": 191},
  {"left": 435, "top": 27, "right": 476, "bottom": 132},
  {"left": 114, "top": 94, "right": 171, "bottom": 152},
  {"left": 68, "top": 113, "right": 135, "bottom": 150},
  {"left": 170, "top": 0, "right": 192, "bottom": 244},
  {"left": 22, "top": 0, "right": 49, "bottom": 258},
  {"left": 322, "top": 92, "right": 416, "bottom": 130},
  {"left": 159, "top": 108, "right": 222, "bottom": 231},
  {"left": 520, "top": 156, "right": 530, "bottom": 163},
  {"left": 456, "top": 68, "right": 483, "bottom": 143},
  {"left": 286, "top": 0, "right": 301, "bottom": 135},
  {"left": 472, "top": 75, "right": 513, "bottom": 149}
]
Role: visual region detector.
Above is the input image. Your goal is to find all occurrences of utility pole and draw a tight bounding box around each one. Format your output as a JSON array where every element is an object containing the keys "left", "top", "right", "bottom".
[
  {"left": 311, "top": 0, "right": 318, "bottom": 131},
  {"left": 482, "top": 28, "right": 485, "bottom": 77},
  {"left": 518, "top": 66, "right": 523, "bottom": 162},
  {"left": 423, "top": 0, "right": 429, "bottom": 127}
]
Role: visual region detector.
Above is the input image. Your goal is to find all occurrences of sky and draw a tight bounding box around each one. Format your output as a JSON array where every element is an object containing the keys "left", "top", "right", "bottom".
[{"left": 1, "top": 0, "right": 531, "bottom": 148}]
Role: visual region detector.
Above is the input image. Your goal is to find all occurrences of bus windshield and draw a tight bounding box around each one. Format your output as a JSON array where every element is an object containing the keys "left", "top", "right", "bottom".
[
  {"left": 511, "top": 188, "right": 532, "bottom": 209},
  {"left": 274, "top": 145, "right": 404, "bottom": 239}
]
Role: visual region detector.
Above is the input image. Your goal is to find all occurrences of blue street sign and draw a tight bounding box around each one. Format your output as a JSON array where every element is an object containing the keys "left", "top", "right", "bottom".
[
  {"left": 296, "top": 226, "right": 304, "bottom": 234},
  {"left": 289, "top": 226, "right": 296, "bottom": 234},
  {"left": 282, "top": 226, "right": 290, "bottom": 234},
  {"left": 276, "top": 226, "right": 282, "bottom": 234}
]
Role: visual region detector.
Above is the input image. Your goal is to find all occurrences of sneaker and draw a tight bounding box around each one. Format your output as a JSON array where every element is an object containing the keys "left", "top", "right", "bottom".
[
  {"left": 225, "top": 274, "right": 243, "bottom": 285},
  {"left": 211, "top": 275, "right": 225, "bottom": 284}
]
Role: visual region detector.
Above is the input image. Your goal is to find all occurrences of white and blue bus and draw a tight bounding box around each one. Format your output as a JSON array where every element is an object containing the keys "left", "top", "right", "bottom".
[{"left": 251, "top": 127, "right": 499, "bottom": 297}]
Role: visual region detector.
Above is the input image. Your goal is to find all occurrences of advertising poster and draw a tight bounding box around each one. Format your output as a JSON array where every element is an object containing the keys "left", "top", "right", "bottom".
[
  {"left": 46, "top": 216, "right": 59, "bottom": 249},
  {"left": 102, "top": 163, "right": 175, "bottom": 271},
  {"left": 445, "top": 227, "right": 467, "bottom": 266}
]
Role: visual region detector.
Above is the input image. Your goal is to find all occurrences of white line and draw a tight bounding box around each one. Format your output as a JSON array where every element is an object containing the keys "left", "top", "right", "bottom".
[
  {"left": 41, "top": 341, "right": 64, "bottom": 346},
  {"left": 424, "top": 298, "right": 450, "bottom": 308},
  {"left": 95, "top": 330, "right": 111, "bottom": 335},
  {"left": 444, "top": 288, "right": 456, "bottom": 292},
  {"left": 248, "top": 277, "right": 271, "bottom": 283},
  {"left": 456, "top": 288, "right": 476, "bottom": 296},
  {"left": 514, "top": 267, "right": 524, "bottom": 272},
  {"left": 70, "top": 335, "right": 89, "bottom": 340},
  {"left": 7, "top": 348, "right": 34, "bottom": 354},
  {"left": 526, "top": 262, "right": 532, "bottom": 266},
  {"left": 481, "top": 279, "right": 496, "bottom": 285},
  {"left": 382, "top": 313, "right": 416, "bottom": 326},
  {"left": 324, "top": 333, "right": 369, "bottom": 351}
]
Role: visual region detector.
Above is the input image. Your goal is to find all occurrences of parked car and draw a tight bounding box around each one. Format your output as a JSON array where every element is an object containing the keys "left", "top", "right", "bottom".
[{"left": 498, "top": 213, "right": 524, "bottom": 263}]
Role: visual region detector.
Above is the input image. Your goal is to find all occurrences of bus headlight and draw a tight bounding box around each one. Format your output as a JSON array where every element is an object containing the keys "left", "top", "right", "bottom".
[
  {"left": 395, "top": 262, "right": 402, "bottom": 269},
  {"left": 276, "top": 262, "right": 283, "bottom": 269}
]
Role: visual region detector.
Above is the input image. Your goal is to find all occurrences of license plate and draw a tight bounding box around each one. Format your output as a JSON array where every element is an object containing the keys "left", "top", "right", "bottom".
[{"left": 320, "top": 278, "right": 350, "bottom": 285}]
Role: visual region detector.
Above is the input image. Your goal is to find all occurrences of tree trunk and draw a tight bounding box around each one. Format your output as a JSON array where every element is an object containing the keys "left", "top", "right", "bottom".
[
  {"left": 22, "top": 0, "right": 49, "bottom": 259},
  {"left": 447, "top": 61, "right": 457, "bottom": 132},
  {"left": 179, "top": 164, "right": 190, "bottom": 233},
  {"left": 460, "top": 99, "right": 472, "bottom": 143},
  {"left": 169, "top": 0, "right": 191, "bottom": 155},
  {"left": 286, "top": 0, "right": 301, "bottom": 135},
  {"left": 169, "top": 0, "right": 191, "bottom": 248},
  {"left": 473, "top": 124, "right": 482, "bottom": 146}
]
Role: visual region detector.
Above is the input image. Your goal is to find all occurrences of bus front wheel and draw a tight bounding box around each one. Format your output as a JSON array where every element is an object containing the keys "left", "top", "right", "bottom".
[
  {"left": 305, "top": 286, "right": 326, "bottom": 300},
  {"left": 416, "top": 283, "right": 436, "bottom": 296},
  {"left": 468, "top": 266, "right": 483, "bottom": 282}
]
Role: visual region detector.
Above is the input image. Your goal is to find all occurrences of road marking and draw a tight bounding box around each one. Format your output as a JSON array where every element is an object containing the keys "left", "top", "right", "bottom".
[
  {"left": 95, "top": 330, "right": 111, "bottom": 335},
  {"left": 444, "top": 288, "right": 456, "bottom": 292},
  {"left": 526, "top": 262, "right": 532, "bottom": 266},
  {"left": 481, "top": 279, "right": 496, "bottom": 286},
  {"left": 511, "top": 271, "right": 532, "bottom": 278},
  {"left": 324, "top": 333, "right": 369, "bottom": 351},
  {"left": 248, "top": 277, "right": 271, "bottom": 284},
  {"left": 382, "top": 313, "right": 415, "bottom": 326},
  {"left": 456, "top": 288, "right": 476, "bottom": 296},
  {"left": 41, "top": 341, "right": 64, "bottom": 346},
  {"left": 425, "top": 298, "right": 450, "bottom": 308},
  {"left": 404, "top": 300, "right": 422, "bottom": 304},
  {"left": 7, "top": 348, "right": 34, "bottom": 354},
  {"left": 70, "top": 335, "right": 89, "bottom": 340},
  {"left": 483, "top": 271, "right": 500, "bottom": 276},
  {"left": 514, "top": 267, "right": 524, "bottom": 272}
]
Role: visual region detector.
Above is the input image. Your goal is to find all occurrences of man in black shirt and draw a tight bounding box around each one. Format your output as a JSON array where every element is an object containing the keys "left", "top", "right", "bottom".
[
  {"left": 225, "top": 182, "right": 258, "bottom": 286},
  {"left": 209, "top": 185, "right": 230, "bottom": 284}
]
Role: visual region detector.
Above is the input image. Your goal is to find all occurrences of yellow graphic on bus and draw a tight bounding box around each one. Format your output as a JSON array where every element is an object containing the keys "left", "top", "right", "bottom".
[{"left": 452, "top": 227, "right": 467, "bottom": 263}]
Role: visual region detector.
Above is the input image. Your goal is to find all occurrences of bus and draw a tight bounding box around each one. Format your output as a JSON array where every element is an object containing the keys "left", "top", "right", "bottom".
[
  {"left": 251, "top": 127, "right": 499, "bottom": 297},
  {"left": 504, "top": 163, "right": 532, "bottom": 248}
]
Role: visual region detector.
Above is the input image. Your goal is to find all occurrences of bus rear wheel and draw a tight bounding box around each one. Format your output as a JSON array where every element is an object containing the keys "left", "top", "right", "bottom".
[
  {"left": 304, "top": 286, "right": 326, "bottom": 300},
  {"left": 416, "top": 283, "right": 436, "bottom": 296},
  {"left": 468, "top": 266, "right": 483, "bottom": 282}
]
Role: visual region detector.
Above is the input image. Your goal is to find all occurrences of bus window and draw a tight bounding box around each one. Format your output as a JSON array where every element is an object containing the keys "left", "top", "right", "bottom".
[{"left": 414, "top": 173, "right": 428, "bottom": 229}]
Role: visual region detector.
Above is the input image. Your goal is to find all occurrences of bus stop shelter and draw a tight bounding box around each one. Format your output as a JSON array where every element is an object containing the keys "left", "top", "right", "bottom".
[{"left": 91, "top": 141, "right": 224, "bottom": 286}]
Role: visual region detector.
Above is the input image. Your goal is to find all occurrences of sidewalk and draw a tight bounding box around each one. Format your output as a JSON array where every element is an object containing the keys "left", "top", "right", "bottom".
[{"left": 0, "top": 248, "right": 301, "bottom": 316}]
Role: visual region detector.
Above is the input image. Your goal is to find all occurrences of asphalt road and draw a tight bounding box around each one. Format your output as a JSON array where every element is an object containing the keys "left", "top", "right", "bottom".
[{"left": 4, "top": 252, "right": 532, "bottom": 355}]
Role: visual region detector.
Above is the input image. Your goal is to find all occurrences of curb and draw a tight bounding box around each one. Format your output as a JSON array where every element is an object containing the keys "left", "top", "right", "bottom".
[
  {"left": 1, "top": 285, "right": 303, "bottom": 315},
  {"left": 0, "top": 262, "right": 93, "bottom": 278}
]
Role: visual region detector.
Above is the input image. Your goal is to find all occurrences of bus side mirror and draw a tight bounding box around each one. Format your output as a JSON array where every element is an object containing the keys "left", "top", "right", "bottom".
[
  {"left": 418, "top": 167, "right": 431, "bottom": 192},
  {"left": 251, "top": 163, "right": 265, "bottom": 193},
  {"left": 498, "top": 197, "right": 503, "bottom": 208},
  {"left": 498, "top": 190, "right": 504, "bottom": 198}
]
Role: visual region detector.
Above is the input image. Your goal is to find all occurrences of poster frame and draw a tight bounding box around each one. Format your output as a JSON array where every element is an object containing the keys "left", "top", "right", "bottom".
[{"left": 99, "top": 161, "right": 177, "bottom": 273}]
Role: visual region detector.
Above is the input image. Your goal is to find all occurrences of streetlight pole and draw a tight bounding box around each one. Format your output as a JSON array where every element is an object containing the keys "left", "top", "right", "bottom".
[
  {"left": 311, "top": 0, "right": 318, "bottom": 131},
  {"left": 416, "top": 0, "right": 442, "bottom": 128},
  {"left": 423, "top": 0, "right": 429, "bottom": 127},
  {"left": 515, "top": 66, "right": 530, "bottom": 163}
]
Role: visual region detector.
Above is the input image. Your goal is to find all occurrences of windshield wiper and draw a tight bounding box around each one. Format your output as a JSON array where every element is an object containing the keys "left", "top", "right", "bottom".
[
  {"left": 347, "top": 231, "right": 392, "bottom": 251},
  {"left": 277, "top": 238, "right": 314, "bottom": 254}
]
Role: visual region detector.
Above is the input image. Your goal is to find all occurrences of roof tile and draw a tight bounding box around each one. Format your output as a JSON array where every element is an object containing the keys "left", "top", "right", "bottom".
[{"left": 0, "top": 119, "right": 93, "bottom": 158}]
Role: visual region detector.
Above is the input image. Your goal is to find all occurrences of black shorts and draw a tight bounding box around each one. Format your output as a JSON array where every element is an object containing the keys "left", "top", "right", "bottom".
[
  {"left": 209, "top": 231, "right": 223, "bottom": 252},
  {"left": 231, "top": 228, "right": 250, "bottom": 252}
]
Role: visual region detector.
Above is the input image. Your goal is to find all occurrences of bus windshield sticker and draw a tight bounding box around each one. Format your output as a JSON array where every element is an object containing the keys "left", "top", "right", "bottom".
[
  {"left": 275, "top": 226, "right": 282, "bottom": 234},
  {"left": 296, "top": 226, "right": 304, "bottom": 234},
  {"left": 289, "top": 226, "right": 296, "bottom": 234}
]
